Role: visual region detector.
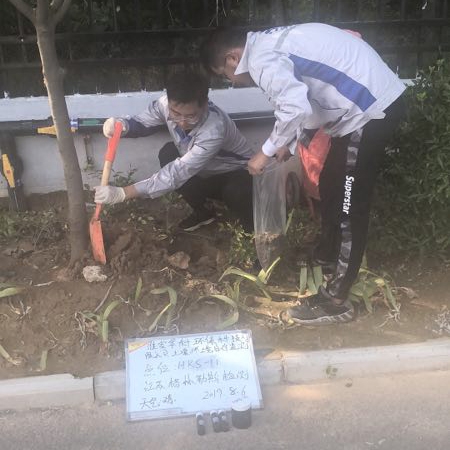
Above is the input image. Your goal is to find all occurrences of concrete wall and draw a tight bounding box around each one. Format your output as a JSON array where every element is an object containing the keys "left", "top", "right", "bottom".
[{"left": 0, "top": 88, "right": 274, "bottom": 197}]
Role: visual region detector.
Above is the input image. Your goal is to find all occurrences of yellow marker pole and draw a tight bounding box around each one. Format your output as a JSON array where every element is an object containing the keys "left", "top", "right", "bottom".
[
  {"left": 1, "top": 154, "right": 15, "bottom": 188},
  {"left": 1, "top": 154, "right": 19, "bottom": 210},
  {"left": 37, "top": 125, "right": 77, "bottom": 136}
]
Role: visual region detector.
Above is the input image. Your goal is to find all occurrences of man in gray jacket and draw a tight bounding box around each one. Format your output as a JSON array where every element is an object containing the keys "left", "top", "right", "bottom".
[{"left": 95, "top": 72, "right": 254, "bottom": 232}]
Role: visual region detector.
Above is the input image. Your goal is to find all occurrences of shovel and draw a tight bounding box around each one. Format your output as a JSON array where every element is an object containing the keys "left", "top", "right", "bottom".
[{"left": 90, "top": 121, "right": 123, "bottom": 264}]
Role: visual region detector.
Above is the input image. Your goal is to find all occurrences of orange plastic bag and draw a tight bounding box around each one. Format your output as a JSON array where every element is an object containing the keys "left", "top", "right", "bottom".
[{"left": 297, "top": 129, "right": 330, "bottom": 201}]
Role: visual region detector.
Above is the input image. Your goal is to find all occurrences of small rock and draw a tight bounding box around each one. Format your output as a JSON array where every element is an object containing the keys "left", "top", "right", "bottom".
[
  {"left": 167, "top": 251, "right": 190, "bottom": 270},
  {"left": 82, "top": 265, "right": 108, "bottom": 282},
  {"left": 2, "top": 246, "right": 17, "bottom": 256},
  {"left": 17, "top": 240, "right": 34, "bottom": 256},
  {"left": 197, "top": 255, "right": 212, "bottom": 267}
]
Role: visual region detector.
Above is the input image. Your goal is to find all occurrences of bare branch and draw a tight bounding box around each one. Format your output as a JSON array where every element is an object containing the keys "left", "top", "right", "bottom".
[
  {"left": 53, "top": 0, "right": 72, "bottom": 25},
  {"left": 7, "top": 0, "right": 35, "bottom": 24}
]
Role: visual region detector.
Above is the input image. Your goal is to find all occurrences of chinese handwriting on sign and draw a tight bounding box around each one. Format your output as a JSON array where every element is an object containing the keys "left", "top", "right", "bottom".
[{"left": 125, "top": 330, "right": 262, "bottom": 420}]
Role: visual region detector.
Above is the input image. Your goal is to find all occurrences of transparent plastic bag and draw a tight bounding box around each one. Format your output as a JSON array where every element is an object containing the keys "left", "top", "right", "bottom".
[{"left": 253, "top": 154, "right": 302, "bottom": 269}]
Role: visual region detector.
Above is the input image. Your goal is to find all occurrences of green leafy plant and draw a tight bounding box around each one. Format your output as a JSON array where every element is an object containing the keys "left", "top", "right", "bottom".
[
  {"left": 219, "top": 221, "right": 256, "bottom": 267},
  {"left": 111, "top": 166, "right": 138, "bottom": 187},
  {"left": 285, "top": 207, "right": 319, "bottom": 249},
  {"left": 297, "top": 258, "right": 400, "bottom": 317},
  {"left": 196, "top": 293, "right": 240, "bottom": 330},
  {"left": 0, "top": 283, "right": 26, "bottom": 298},
  {"left": 76, "top": 299, "right": 123, "bottom": 347},
  {"left": 349, "top": 267, "right": 400, "bottom": 318},
  {"left": 219, "top": 257, "right": 281, "bottom": 300},
  {"left": 298, "top": 263, "right": 324, "bottom": 295},
  {"left": 371, "top": 59, "right": 450, "bottom": 259},
  {"left": 156, "top": 192, "right": 183, "bottom": 238},
  {"left": 0, "top": 210, "right": 65, "bottom": 244},
  {"left": 149, "top": 286, "right": 178, "bottom": 333}
]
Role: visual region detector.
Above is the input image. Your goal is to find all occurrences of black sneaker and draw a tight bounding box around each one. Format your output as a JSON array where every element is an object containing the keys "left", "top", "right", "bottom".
[
  {"left": 302, "top": 286, "right": 337, "bottom": 307},
  {"left": 178, "top": 210, "right": 215, "bottom": 232},
  {"left": 286, "top": 289, "right": 354, "bottom": 325}
]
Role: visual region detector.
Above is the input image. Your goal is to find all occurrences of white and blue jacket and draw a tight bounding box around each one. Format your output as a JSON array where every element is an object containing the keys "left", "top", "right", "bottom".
[
  {"left": 120, "top": 95, "right": 253, "bottom": 198},
  {"left": 234, "top": 23, "right": 406, "bottom": 156}
]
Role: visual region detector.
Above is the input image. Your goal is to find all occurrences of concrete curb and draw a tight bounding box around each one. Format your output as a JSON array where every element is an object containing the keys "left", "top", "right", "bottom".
[
  {"left": 282, "top": 338, "right": 450, "bottom": 383},
  {"left": 2, "top": 338, "right": 450, "bottom": 411},
  {"left": 0, "top": 374, "right": 94, "bottom": 411}
]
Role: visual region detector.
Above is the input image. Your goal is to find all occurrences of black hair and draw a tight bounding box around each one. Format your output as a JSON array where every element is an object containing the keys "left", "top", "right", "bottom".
[
  {"left": 166, "top": 72, "right": 209, "bottom": 106},
  {"left": 200, "top": 27, "right": 248, "bottom": 74}
]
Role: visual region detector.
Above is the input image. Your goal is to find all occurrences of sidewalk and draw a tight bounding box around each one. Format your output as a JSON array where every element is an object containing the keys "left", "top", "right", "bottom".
[
  {"left": 2, "top": 370, "right": 450, "bottom": 450},
  {"left": 1, "top": 337, "right": 450, "bottom": 411}
]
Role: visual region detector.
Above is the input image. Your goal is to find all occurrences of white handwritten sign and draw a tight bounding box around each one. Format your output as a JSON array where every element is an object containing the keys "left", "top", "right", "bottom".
[{"left": 125, "top": 329, "right": 262, "bottom": 421}]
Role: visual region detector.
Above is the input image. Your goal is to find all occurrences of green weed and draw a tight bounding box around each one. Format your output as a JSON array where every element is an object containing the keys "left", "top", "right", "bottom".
[
  {"left": 297, "top": 258, "right": 400, "bottom": 317},
  {"left": 219, "top": 221, "right": 256, "bottom": 268},
  {"left": 149, "top": 286, "right": 178, "bottom": 333},
  {"left": 298, "top": 263, "right": 324, "bottom": 295},
  {"left": 111, "top": 166, "right": 138, "bottom": 187},
  {"left": 76, "top": 299, "right": 123, "bottom": 348},
  {"left": 285, "top": 207, "right": 319, "bottom": 249},
  {"left": 0, "top": 210, "right": 65, "bottom": 244},
  {"left": 0, "top": 283, "right": 26, "bottom": 299},
  {"left": 219, "top": 257, "right": 280, "bottom": 300},
  {"left": 196, "top": 292, "right": 240, "bottom": 330},
  {"left": 349, "top": 267, "right": 400, "bottom": 318}
]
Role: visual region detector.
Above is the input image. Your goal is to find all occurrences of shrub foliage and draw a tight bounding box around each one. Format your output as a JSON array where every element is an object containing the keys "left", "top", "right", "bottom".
[{"left": 370, "top": 59, "right": 450, "bottom": 259}]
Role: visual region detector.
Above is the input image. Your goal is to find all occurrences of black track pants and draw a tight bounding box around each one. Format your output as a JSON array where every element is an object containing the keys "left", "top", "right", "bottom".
[
  {"left": 315, "top": 96, "right": 406, "bottom": 299},
  {"left": 158, "top": 142, "right": 254, "bottom": 232}
]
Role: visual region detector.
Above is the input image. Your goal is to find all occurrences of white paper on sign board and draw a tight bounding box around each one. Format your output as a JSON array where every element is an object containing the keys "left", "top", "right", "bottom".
[{"left": 125, "top": 329, "right": 262, "bottom": 421}]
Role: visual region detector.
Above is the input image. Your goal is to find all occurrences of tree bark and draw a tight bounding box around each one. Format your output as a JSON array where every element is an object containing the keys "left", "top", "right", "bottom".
[
  {"left": 35, "top": 19, "right": 88, "bottom": 263},
  {"left": 8, "top": 0, "right": 88, "bottom": 265}
]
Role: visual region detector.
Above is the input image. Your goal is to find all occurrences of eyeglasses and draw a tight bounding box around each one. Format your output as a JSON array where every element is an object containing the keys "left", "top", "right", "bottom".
[{"left": 168, "top": 111, "right": 201, "bottom": 125}]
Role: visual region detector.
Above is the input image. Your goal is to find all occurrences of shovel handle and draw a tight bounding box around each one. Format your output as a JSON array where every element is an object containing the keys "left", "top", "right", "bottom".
[
  {"left": 100, "top": 121, "right": 123, "bottom": 186},
  {"left": 93, "top": 203, "right": 102, "bottom": 221}
]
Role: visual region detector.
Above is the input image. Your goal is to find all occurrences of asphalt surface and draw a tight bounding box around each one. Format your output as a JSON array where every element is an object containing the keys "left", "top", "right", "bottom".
[{"left": 1, "top": 370, "right": 449, "bottom": 450}]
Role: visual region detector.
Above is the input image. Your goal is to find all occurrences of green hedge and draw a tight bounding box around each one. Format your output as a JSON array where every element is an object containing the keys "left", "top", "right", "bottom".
[{"left": 370, "top": 59, "right": 450, "bottom": 260}]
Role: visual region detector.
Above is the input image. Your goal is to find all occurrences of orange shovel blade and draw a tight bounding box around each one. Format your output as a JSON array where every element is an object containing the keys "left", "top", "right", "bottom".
[
  {"left": 89, "top": 121, "right": 123, "bottom": 264},
  {"left": 90, "top": 204, "right": 106, "bottom": 265}
]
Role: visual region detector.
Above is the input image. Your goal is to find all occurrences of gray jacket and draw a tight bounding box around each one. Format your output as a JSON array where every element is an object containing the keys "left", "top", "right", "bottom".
[{"left": 121, "top": 95, "right": 254, "bottom": 198}]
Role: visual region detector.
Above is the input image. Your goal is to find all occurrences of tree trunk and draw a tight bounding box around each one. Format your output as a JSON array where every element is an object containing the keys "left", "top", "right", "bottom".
[{"left": 35, "top": 21, "right": 88, "bottom": 264}]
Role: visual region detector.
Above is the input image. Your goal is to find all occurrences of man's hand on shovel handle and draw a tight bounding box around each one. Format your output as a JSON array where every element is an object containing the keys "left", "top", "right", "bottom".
[
  {"left": 94, "top": 185, "right": 139, "bottom": 204},
  {"left": 94, "top": 185, "right": 126, "bottom": 204}
]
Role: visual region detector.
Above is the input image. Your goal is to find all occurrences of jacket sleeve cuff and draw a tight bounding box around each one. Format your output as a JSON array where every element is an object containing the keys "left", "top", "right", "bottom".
[
  {"left": 261, "top": 139, "right": 278, "bottom": 157},
  {"left": 131, "top": 180, "right": 149, "bottom": 197},
  {"left": 117, "top": 118, "right": 129, "bottom": 135}
]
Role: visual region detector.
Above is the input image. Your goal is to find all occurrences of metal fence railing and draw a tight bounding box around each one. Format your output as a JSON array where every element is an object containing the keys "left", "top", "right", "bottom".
[{"left": 0, "top": 0, "right": 449, "bottom": 97}]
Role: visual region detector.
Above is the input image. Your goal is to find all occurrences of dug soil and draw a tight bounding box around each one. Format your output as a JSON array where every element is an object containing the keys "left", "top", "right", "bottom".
[{"left": 0, "top": 194, "right": 449, "bottom": 380}]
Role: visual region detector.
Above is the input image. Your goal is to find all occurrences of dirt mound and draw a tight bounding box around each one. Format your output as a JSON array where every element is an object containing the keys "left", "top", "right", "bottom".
[{"left": 1, "top": 196, "right": 449, "bottom": 380}]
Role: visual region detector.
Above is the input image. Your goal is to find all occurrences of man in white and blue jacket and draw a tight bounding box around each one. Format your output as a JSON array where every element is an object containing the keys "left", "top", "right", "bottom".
[
  {"left": 95, "top": 72, "right": 254, "bottom": 232},
  {"left": 202, "top": 23, "right": 406, "bottom": 324}
]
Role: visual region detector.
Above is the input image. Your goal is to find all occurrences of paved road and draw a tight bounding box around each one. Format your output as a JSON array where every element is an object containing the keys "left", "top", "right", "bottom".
[{"left": 1, "top": 370, "right": 449, "bottom": 450}]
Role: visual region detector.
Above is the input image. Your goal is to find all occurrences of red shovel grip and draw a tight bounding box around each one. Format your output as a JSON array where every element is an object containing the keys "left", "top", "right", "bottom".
[{"left": 105, "top": 121, "right": 123, "bottom": 162}]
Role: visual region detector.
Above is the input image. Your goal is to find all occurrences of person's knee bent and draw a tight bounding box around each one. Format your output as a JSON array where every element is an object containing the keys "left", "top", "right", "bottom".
[
  {"left": 222, "top": 171, "right": 252, "bottom": 206},
  {"left": 158, "top": 142, "right": 179, "bottom": 167}
]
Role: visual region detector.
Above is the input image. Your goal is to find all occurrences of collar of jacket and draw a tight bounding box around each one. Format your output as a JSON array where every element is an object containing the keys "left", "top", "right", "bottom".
[{"left": 234, "top": 32, "right": 255, "bottom": 75}]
